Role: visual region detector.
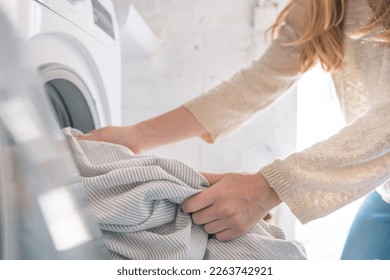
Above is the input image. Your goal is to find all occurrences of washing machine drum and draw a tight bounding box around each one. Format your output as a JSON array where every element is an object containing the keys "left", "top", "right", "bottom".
[{"left": 45, "top": 79, "right": 96, "bottom": 133}]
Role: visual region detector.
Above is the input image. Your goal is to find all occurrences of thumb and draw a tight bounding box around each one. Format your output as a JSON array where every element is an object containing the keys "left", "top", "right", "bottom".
[
  {"left": 200, "top": 172, "right": 229, "bottom": 185},
  {"left": 75, "top": 132, "right": 98, "bottom": 141},
  {"left": 75, "top": 127, "right": 107, "bottom": 141}
]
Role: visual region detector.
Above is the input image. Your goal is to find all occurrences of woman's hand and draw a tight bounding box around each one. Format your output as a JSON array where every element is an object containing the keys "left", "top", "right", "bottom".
[
  {"left": 77, "top": 126, "right": 144, "bottom": 153},
  {"left": 182, "top": 172, "right": 281, "bottom": 241},
  {"left": 77, "top": 107, "right": 208, "bottom": 154}
]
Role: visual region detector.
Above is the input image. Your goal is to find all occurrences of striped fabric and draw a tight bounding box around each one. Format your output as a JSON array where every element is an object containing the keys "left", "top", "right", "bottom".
[{"left": 64, "top": 128, "right": 306, "bottom": 260}]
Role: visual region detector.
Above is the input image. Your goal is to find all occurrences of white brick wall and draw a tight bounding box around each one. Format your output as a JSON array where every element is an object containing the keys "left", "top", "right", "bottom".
[{"left": 121, "top": 0, "right": 296, "bottom": 236}]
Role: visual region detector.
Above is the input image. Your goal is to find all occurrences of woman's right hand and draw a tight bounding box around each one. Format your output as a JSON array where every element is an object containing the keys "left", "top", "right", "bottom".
[{"left": 182, "top": 171, "right": 281, "bottom": 241}]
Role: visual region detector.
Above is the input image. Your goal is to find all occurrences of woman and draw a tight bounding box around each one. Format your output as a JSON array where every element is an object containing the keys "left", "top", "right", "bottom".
[{"left": 80, "top": 0, "right": 390, "bottom": 259}]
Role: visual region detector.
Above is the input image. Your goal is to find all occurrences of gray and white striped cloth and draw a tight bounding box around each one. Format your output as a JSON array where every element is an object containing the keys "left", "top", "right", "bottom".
[{"left": 64, "top": 128, "right": 306, "bottom": 260}]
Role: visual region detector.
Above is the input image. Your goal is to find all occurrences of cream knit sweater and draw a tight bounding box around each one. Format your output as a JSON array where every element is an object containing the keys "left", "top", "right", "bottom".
[{"left": 183, "top": 0, "right": 390, "bottom": 224}]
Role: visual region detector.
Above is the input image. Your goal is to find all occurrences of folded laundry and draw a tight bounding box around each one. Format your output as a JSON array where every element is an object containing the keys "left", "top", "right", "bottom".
[{"left": 63, "top": 128, "right": 306, "bottom": 260}]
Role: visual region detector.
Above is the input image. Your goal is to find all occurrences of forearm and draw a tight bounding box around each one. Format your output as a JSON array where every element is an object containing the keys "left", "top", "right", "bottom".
[{"left": 134, "top": 106, "right": 209, "bottom": 152}]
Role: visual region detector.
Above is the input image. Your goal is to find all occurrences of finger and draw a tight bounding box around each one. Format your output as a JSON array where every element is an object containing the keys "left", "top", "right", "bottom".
[
  {"left": 75, "top": 129, "right": 98, "bottom": 140},
  {"left": 181, "top": 190, "right": 214, "bottom": 214},
  {"left": 75, "top": 133, "right": 94, "bottom": 140},
  {"left": 76, "top": 129, "right": 103, "bottom": 141},
  {"left": 203, "top": 219, "right": 229, "bottom": 235},
  {"left": 191, "top": 205, "right": 218, "bottom": 225},
  {"left": 215, "top": 228, "right": 239, "bottom": 242}
]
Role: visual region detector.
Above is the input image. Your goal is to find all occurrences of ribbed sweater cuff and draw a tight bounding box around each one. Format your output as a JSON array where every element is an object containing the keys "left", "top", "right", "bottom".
[
  {"left": 182, "top": 103, "right": 218, "bottom": 144},
  {"left": 260, "top": 163, "right": 313, "bottom": 224},
  {"left": 260, "top": 164, "right": 294, "bottom": 200}
]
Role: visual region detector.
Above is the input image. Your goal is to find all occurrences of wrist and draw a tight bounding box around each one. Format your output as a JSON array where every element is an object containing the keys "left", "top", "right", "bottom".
[
  {"left": 255, "top": 172, "right": 282, "bottom": 210},
  {"left": 131, "top": 122, "right": 155, "bottom": 153}
]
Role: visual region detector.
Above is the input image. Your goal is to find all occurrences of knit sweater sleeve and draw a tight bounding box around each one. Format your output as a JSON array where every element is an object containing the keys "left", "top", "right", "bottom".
[
  {"left": 261, "top": 99, "right": 390, "bottom": 224},
  {"left": 183, "top": 2, "right": 305, "bottom": 143}
]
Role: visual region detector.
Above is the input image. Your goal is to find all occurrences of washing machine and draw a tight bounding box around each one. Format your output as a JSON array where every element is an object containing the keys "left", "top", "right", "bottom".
[
  {"left": 0, "top": 0, "right": 122, "bottom": 132},
  {"left": 0, "top": 1, "right": 117, "bottom": 259}
]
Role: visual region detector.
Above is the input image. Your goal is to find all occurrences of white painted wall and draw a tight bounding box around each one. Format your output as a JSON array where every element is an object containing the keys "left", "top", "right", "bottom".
[{"left": 120, "top": 0, "right": 297, "bottom": 238}]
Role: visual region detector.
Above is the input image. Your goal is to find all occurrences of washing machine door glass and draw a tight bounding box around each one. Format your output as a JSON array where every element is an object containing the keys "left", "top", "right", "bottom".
[{"left": 45, "top": 78, "right": 95, "bottom": 133}]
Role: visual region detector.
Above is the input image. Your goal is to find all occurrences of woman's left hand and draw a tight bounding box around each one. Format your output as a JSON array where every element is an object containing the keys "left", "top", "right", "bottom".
[{"left": 182, "top": 172, "right": 281, "bottom": 241}]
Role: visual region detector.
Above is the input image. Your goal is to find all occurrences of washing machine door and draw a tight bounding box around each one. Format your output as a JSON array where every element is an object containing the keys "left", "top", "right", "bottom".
[
  {"left": 43, "top": 67, "right": 98, "bottom": 133},
  {"left": 0, "top": 9, "right": 109, "bottom": 259},
  {"left": 26, "top": 32, "right": 113, "bottom": 134}
]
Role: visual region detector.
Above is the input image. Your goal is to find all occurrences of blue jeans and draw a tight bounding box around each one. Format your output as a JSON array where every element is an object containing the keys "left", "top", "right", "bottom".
[{"left": 341, "top": 191, "right": 390, "bottom": 260}]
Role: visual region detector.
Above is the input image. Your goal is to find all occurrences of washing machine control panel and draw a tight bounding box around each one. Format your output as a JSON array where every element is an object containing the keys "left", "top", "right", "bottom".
[
  {"left": 48, "top": 0, "right": 119, "bottom": 50},
  {"left": 91, "top": 0, "right": 115, "bottom": 39}
]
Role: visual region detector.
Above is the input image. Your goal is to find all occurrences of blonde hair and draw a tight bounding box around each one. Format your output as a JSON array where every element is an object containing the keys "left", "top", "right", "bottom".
[{"left": 272, "top": 0, "right": 390, "bottom": 72}]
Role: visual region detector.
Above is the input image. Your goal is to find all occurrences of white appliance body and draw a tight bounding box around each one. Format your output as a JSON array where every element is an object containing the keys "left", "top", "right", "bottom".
[
  {"left": 0, "top": 0, "right": 122, "bottom": 130},
  {"left": 0, "top": 4, "right": 111, "bottom": 259}
]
